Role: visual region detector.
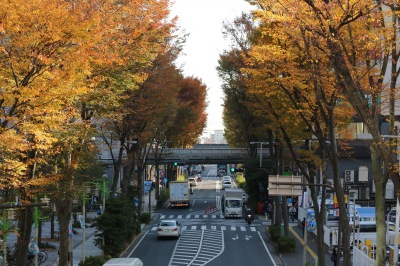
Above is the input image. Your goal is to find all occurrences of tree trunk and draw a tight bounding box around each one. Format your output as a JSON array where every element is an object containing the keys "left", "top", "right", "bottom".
[
  {"left": 51, "top": 213, "right": 55, "bottom": 239},
  {"left": 282, "top": 196, "right": 289, "bottom": 237},
  {"left": 371, "top": 146, "right": 387, "bottom": 265},
  {"left": 57, "top": 199, "right": 72, "bottom": 266},
  {"left": 155, "top": 160, "right": 160, "bottom": 203},
  {"left": 16, "top": 208, "right": 34, "bottom": 266},
  {"left": 274, "top": 197, "right": 282, "bottom": 226}
]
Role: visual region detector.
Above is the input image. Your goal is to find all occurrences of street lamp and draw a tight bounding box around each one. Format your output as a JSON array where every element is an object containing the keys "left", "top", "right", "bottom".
[
  {"left": 250, "top": 142, "right": 269, "bottom": 167},
  {"left": 81, "top": 179, "right": 107, "bottom": 263}
]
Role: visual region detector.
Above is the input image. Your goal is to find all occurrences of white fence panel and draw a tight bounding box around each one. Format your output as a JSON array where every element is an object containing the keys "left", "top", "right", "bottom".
[{"left": 352, "top": 246, "right": 375, "bottom": 266}]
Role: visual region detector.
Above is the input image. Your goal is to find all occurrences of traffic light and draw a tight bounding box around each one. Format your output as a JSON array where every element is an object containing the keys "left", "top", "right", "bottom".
[
  {"left": 173, "top": 162, "right": 178, "bottom": 166},
  {"left": 230, "top": 167, "right": 235, "bottom": 173}
]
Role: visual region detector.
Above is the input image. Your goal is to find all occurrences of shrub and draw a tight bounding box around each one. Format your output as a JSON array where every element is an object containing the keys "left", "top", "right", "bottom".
[
  {"left": 78, "top": 255, "right": 111, "bottom": 266},
  {"left": 93, "top": 198, "right": 141, "bottom": 257},
  {"left": 268, "top": 225, "right": 281, "bottom": 242},
  {"left": 304, "top": 262, "right": 315, "bottom": 266},
  {"left": 157, "top": 189, "right": 169, "bottom": 209},
  {"left": 177, "top": 175, "right": 186, "bottom": 181},
  {"left": 277, "top": 236, "right": 296, "bottom": 253},
  {"left": 235, "top": 174, "right": 246, "bottom": 188},
  {"left": 39, "top": 241, "right": 56, "bottom": 250},
  {"left": 140, "top": 212, "right": 152, "bottom": 224}
]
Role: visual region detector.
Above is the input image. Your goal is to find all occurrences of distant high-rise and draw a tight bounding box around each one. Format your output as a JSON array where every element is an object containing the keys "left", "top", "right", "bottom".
[{"left": 199, "top": 129, "right": 227, "bottom": 144}]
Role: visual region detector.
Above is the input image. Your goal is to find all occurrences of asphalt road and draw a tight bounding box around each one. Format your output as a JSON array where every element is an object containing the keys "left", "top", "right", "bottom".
[{"left": 126, "top": 166, "right": 277, "bottom": 266}]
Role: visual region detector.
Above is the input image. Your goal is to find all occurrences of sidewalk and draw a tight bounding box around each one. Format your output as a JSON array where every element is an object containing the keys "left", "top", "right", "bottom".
[
  {"left": 258, "top": 213, "right": 335, "bottom": 266},
  {"left": 41, "top": 211, "right": 102, "bottom": 266},
  {"left": 42, "top": 191, "right": 157, "bottom": 266}
]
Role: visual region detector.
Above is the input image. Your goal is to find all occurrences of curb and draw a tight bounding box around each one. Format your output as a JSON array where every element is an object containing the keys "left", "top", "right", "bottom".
[{"left": 264, "top": 226, "right": 286, "bottom": 266}]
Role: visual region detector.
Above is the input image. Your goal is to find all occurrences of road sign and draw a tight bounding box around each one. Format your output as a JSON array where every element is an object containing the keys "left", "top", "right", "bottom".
[{"left": 268, "top": 175, "right": 302, "bottom": 196}]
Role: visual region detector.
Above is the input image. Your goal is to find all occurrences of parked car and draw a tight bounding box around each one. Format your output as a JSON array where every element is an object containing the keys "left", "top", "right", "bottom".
[
  {"left": 157, "top": 220, "right": 181, "bottom": 239},
  {"left": 222, "top": 180, "right": 232, "bottom": 190},
  {"left": 188, "top": 177, "right": 197, "bottom": 186}
]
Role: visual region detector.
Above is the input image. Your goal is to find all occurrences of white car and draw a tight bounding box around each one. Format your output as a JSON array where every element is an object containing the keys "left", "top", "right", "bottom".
[
  {"left": 222, "top": 180, "right": 232, "bottom": 190},
  {"left": 157, "top": 220, "right": 181, "bottom": 239},
  {"left": 222, "top": 176, "right": 231, "bottom": 182}
]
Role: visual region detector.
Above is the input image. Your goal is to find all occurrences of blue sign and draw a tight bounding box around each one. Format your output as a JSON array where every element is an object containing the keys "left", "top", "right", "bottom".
[
  {"left": 144, "top": 181, "right": 152, "bottom": 193},
  {"left": 287, "top": 197, "right": 293, "bottom": 207},
  {"left": 306, "top": 209, "right": 317, "bottom": 232},
  {"left": 134, "top": 197, "right": 139, "bottom": 207},
  {"left": 68, "top": 224, "right": 73, "bottom": 237}
]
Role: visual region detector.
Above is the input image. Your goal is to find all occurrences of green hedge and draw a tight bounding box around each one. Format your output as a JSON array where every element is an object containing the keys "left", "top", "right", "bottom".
[
  {"left": 140, "top": 212, "right": 152, "bottom": 224},
  {"left": 268, "top": 225, "right": 281, "bottom": 242},
  {"left": 78, "top": 255, "right": 112, "bottom": 266},
  {"left": 277, "top": 236, "right": 296, "bottom": 253}
]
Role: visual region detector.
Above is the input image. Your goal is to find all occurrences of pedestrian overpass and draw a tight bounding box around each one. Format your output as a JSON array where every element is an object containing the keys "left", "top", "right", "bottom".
[{"left": 146, "top": 144, "right": 270, "bottom": 164}]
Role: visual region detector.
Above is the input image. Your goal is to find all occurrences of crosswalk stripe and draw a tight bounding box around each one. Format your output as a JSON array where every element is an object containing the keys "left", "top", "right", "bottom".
[
  {"left": 151, "top": 225, "right": 257, "bottom": 232},
  {"left": 159, "top": 214, "right": 260, "bottom": 220}
]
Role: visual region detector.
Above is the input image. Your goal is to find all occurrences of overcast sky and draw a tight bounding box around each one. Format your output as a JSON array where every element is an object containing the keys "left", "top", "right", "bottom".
[{"left": 170, "top": 0, "right": 253, "bottom": 131}]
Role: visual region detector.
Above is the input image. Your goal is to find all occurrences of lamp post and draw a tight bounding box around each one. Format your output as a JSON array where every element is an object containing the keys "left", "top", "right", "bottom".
[
  {"left": 81, "top": 179, "right": 107, "bottom": 262},
  {"left": 250, "top": 142, "right": 269, "bottom": 167}
]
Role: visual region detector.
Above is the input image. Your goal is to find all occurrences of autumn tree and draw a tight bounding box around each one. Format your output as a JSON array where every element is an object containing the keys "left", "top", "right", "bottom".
[
  {"left": 218, "top": 13, "right": 267, "bottom": 155},
  {"left": 0, "top": 0, "right": 100, "bottom": 263},
  {"left": 0, "top": 0, "right": 178, "bottom": 263},
  {"left": 246, "top": 0, "right": 400, "bottom": 264},
  {"left": 215, "top": 5, "right": 356, "bottom": 264}
]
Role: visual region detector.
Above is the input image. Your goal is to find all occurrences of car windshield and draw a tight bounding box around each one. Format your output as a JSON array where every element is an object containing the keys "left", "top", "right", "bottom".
[
  {"left": 160, "top": 222, "right": 176, "bottom": 226},
  {"left": 223, "top": 181, "right": 231, "bottom": 184},
  {"left": 226, "top": 200, "right": 241, "bottom": 208}
]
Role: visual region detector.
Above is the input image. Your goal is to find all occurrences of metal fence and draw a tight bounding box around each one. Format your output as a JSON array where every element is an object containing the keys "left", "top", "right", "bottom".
[{"left": 352, "top": 246, "right": 375, "bottom": 266}]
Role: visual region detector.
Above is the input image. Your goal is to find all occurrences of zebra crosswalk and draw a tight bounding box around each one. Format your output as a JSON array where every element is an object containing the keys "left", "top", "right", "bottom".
[
  {"left": 159, "top": 214, "right": 225, "bottom": 219},
  {"left": 150, "top": 224, "right": 257, "bottom": 232}
]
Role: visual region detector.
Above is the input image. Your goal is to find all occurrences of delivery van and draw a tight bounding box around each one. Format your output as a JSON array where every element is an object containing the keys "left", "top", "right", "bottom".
[{"left": 103, "top": 258, "right": 143, "bottom": 266}]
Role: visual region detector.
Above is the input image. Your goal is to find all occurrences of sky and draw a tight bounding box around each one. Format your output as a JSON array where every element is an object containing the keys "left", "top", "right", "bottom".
[{"left": 170, "top": 0, "right": 253, "bottom": 131}]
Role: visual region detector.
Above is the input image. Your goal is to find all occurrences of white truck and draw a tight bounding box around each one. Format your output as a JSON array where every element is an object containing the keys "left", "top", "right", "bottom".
[
  {"left": 222, "top": 188, "right": 243, "bottom": 218},
  {"left": 169, "top": 181, "right": 190, "bottom": 208}
]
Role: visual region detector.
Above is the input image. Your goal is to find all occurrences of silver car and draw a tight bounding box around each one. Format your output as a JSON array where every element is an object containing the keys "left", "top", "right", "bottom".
[
  {"left": 222, "top": 180, "right": 232, "bottom": 190},
  {"left": 157, "top": 220, "right": 181, "bottom": 239}
]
